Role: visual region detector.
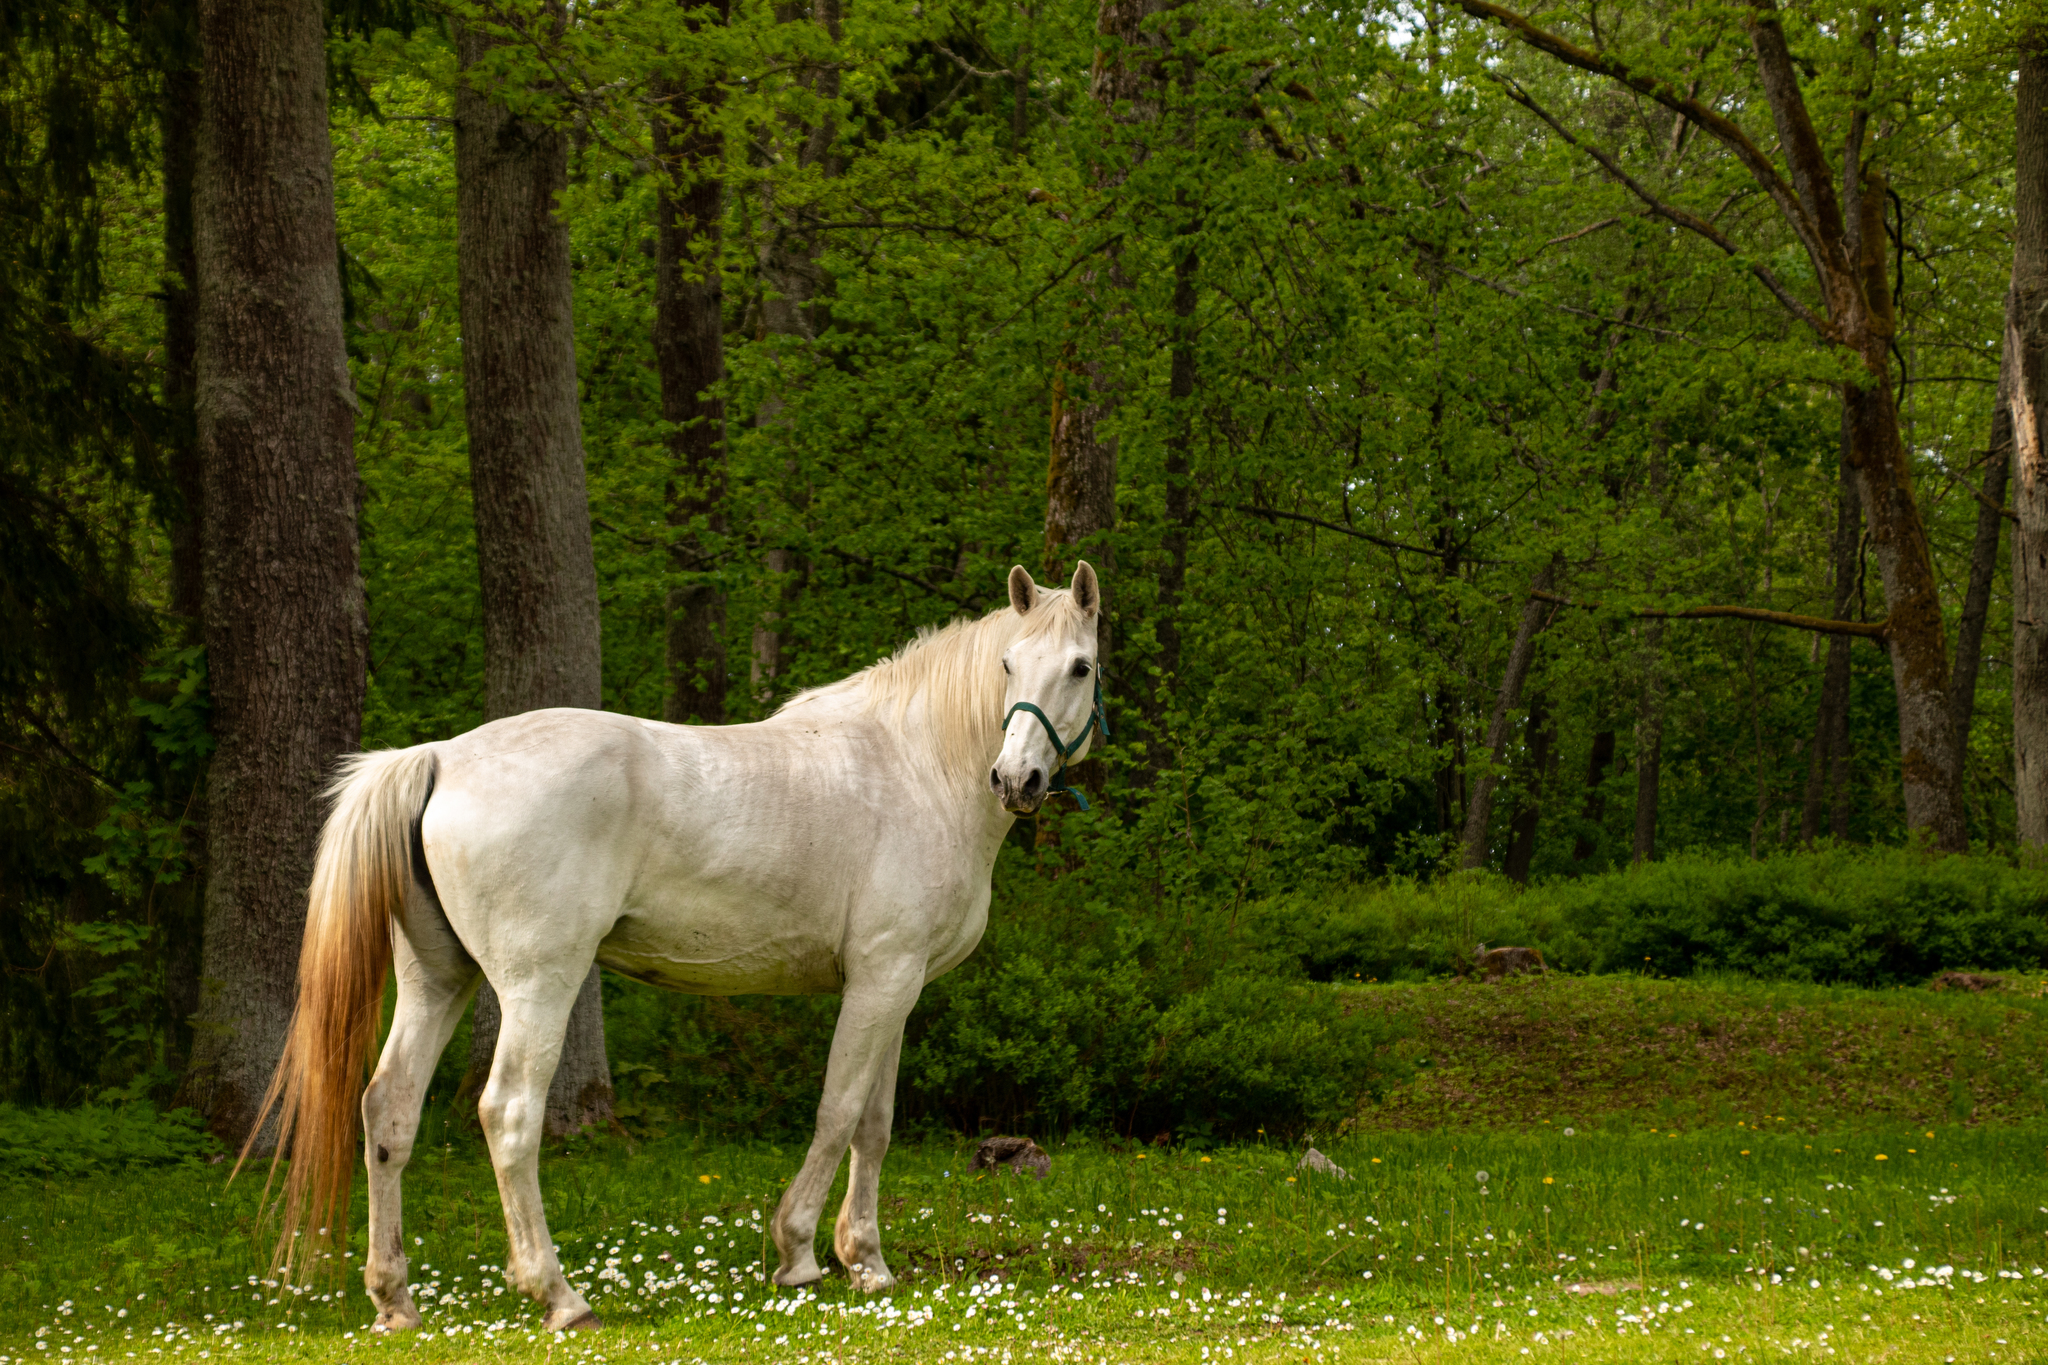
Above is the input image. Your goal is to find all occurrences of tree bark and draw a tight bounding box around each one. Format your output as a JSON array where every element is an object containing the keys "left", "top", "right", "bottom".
[
  {"left": 454, "top": 20, "right": 612, "bottom": 1136},
  {"left": 1802, "top": 432, "right": 1862, "bottom": 842},
  {"left": 1460, "top": 559, "right": 1557, "bottom": 870},
  {"left": 653, "top": 28, "right": 731, "bottom": 727},
  {"left": 2012, "top": 34, "right": 2048, "bottom": 847},
  {"left": 179, "top": 0, "right": 366, "bottom": 1148}
]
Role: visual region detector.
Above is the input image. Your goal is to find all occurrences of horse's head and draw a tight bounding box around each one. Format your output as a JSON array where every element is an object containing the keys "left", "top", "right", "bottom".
[{"left": 990, "top": 561, "right": 1103, "bottom": 815}]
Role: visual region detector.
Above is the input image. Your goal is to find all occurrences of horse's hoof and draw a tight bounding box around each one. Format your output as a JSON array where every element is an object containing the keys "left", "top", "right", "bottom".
[
  {"left": 544, "top": 1308, "right": 602, "bottom": 1333},
  {"left": 773, "top": 1264, "right": 824, "bottom": 1289},
  {"left": 371, "top": 1308, "right": 421, "bottom": 1333}
]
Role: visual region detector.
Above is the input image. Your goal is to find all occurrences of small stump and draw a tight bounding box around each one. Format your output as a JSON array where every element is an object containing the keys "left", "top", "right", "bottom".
[
  {"left": 1930, "top": 971, "right": 2003, "bottom": 993},
  {"left": 972, "top": 1136, "right": 1051, "bottom": 1180}
]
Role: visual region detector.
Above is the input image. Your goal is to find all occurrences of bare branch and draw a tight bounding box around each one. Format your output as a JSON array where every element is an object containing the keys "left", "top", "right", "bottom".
[
  {"left": 1454, "top": 0, "right": 1825, "bottom": 262},
  {"left": 1532, "top": 589, "right": 1886, "bottom": 638},
  {"left": 1495, "top": 78, "right": 1835, "bottom": 339}
]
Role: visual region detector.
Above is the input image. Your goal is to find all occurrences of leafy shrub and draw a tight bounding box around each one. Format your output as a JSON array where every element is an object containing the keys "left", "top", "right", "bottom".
[
  {"left": 0, "top": 1103, "right": 221, "bottom": 1181},
  {"left": 1263, "top": 846, "right": 2048, "bottom": 987}
]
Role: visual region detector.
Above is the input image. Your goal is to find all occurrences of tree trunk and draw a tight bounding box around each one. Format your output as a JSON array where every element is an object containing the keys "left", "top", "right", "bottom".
[
  {"left": 1501, "top": 692, "right": 1554, "bottom": 884},
  {"left": 1948, "top": 382, "right": 2012, "bottom": 800},
  {"left": 454, "top": 20, "right": 612, "bottom": 1136},
  {"left": 1632, "top": 620, "right": 1665, "bottom": 864},
  {"left": 1836, "top": 163, "right": 1962, "bottom": 849},
  {"left": 179, "top": 0, "right": 366, "bottom": 1148},
  {"left": 1460, "top": 560, "right": 1557, "bottom": 870},
  {"left": 653, "top": 33, "right": 731, "bottom": 727},
  {"left": 1571, "top": 728, "right": 1614, "bottom": 861},
  {"left": 749, "top": 0, "right": 840, "bottom": 697},
  {"left": 1803, "top": 432, "right": 1862, "bottom": 842},
  {"left": 2012, "top": 35, "right": 2048, "bottom": 847}
]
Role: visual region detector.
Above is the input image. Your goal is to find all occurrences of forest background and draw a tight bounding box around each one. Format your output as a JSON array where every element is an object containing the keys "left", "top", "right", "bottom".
[{"left": 6, "top": 0, "right": 2048, "bottom": 1147}]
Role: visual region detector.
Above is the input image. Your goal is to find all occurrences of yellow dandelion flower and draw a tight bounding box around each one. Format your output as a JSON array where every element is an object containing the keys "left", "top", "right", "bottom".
[
  {"left": 1542, "top": 1176, "right": 1554, "bottom": 1185},
  {"left": 698, "top": 1175, "right": 712, "bottom": 1184},
  {"left": 1875, "top": 1154, "right": 1889, "bottom": 1161},
  {"left": 1199, "top": 1156, "right": 1211, "bottom": 1163}
]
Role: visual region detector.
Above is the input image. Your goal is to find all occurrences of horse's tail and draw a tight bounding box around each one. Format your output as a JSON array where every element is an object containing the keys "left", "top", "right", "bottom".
[{"left": 239, "top": 745, "right": 439, "bottom": 1277}]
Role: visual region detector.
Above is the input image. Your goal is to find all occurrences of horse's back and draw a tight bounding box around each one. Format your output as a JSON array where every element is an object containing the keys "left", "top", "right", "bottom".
[{"left": 417, "top": 706, "right": 943, "bottom": 995}]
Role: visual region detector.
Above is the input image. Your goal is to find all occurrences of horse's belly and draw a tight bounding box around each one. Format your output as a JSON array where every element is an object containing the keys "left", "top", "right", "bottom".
[{"left": 596, "top": 916, "right": 843, "bottom": 996}]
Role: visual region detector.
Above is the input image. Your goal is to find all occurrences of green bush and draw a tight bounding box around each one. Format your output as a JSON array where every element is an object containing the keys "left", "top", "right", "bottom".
[
  {"left": 0, "top": 1103, "right": 221, "bottom": 1181},
  {"left": 1261, "top": 846, "right": 2048, "bottom": 987}
]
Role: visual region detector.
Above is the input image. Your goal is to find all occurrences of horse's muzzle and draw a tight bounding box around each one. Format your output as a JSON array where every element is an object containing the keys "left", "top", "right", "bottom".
[{"left": 990, "top": 764, "right": 1045, "bottom": 814}]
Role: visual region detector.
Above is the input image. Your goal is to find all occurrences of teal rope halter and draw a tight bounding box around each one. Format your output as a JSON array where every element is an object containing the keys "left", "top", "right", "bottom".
[{"left": 1002, "top": 671, "right": 1110, "bottom": 811}]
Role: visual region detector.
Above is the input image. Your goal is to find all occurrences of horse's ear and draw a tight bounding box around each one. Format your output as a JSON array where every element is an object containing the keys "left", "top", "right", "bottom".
[
  {"left": 1008, "top": 565, "right": 1037, "bottom": 614},
  {"left": 1069, "top": 561, "right": 1099, "bottom": 616}
]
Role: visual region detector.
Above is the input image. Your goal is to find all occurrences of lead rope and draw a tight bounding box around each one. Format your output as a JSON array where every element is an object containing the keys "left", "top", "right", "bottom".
[{"left": 1002, "top": 671, "right": 1109, "bottom": 811}]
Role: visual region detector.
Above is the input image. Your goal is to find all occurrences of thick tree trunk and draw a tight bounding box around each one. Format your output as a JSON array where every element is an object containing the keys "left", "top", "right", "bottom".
[
  {"left": 1460, "top": 560, "right": 1557, "bottom": 870},
  {"left": 653, "top": 41, "right": 731, "bottom": 727},
  {"left": 1632, "top": 620, "right": 1665, "bottom": 864},
  {"left": 2012, "top": 37, "right": 2048, "bottom": 847},
  {"left": 1948, "top": 385, "right": 2012, "bottom": 799},
  {"left": 1803, "top": 436, "right": 1862, "bottom": 842},
  {"left": 454, "top": 21, "right": 612, "bottom": 1136},
  {"left": 179, "top": 0, "right": 366, "bottom": 1148},
  {"left": 1839, "top": 170, "right": 1961, "bottom": 848}
]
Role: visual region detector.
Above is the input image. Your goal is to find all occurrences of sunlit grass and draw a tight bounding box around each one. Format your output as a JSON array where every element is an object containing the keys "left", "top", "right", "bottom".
[{"left": 4, "top": 1123, "right": 2046, "bottom": 1361}]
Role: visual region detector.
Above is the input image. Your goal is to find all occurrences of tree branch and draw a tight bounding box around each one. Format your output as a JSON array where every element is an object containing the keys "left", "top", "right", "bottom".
[
  {"left": 1532, "top": 589, "right": 1886, "bottom": 638},
  {"left": 1234, "top": 503, "right": 1487, "bottom": 560},
  {"left": 1454, "top": 0, "right": 1825, "bottom": 263},
  {"left": 1494, "top": 78, "right": 1834, "bottom": 339}
]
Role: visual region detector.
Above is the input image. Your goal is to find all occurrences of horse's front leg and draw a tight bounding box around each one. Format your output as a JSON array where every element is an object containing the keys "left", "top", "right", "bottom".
[
  {"left": 773, "top": 977, "right": 919, "bottom": 1289},
  {"left": 833, "top": 1026, "right": 903, "bottom": 1291}
]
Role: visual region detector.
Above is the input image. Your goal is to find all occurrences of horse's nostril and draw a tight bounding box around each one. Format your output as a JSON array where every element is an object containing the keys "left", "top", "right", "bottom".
[
  {"left": 1025, "top": 768, "right": 1043, "bottom": 793},
  {"left": 990, "top": 767, "right": 1002, "bottom": 790}
]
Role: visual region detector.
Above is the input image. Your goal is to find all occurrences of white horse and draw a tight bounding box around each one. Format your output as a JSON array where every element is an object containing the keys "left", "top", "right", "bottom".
[{"left": 249, "top": 562, "right": 1104, "bottom": 1332}]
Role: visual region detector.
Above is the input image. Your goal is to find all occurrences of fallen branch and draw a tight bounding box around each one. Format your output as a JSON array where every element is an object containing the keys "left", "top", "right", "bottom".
[{"left": 1532, "top": 589, "right": 1886, "bottom": 638}]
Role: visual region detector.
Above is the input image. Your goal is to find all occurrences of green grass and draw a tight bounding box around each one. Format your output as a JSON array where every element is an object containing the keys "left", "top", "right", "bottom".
[
  {"left": 4, "top": 1123, "right": 2047, "bottom": 1362},
  {"left": 1345, "top": 973, "right": 2048, "bottom": 1131},
  {"left": 9, "top": 974, "right": 2048, "bottom": 1362}
]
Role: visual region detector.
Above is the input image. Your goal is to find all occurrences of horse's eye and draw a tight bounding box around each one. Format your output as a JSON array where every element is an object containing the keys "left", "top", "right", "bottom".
[
  {"left": 1002, "top": 659, "right": 1011, "bottom": 674},
  {"left": 1071, "top": 661, "right": 1091, "bottom": 679}
]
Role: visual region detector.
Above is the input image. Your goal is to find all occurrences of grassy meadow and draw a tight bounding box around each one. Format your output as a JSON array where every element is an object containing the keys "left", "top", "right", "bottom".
[{"left": 6, "top": 975, "right": 2048, "bottom": 1363}]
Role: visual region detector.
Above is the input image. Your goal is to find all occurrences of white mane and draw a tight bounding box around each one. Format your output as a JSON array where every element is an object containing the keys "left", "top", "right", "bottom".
[{"left": 777, "top": 588, "right": 1091, "bottom": 789}]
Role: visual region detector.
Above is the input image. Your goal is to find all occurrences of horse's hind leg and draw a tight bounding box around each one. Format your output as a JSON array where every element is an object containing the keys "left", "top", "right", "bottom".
[
  {"left": 832, "top": 1026, "right": 903, "bottom": 1292},
  {"left": 362, "top": 918, "right": 478, "bottom": 1332},
  {"left": 478, "top": 972, "right": 601, "bottom": 1332}
]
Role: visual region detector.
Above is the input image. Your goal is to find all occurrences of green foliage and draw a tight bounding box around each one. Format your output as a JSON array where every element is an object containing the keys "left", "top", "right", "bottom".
[
  {"left": 0, "top": 1102, "right": 220, "bottom": 1182},
  {"left": 1264, "top": 848, "right": 2048, "bottom": 987}
]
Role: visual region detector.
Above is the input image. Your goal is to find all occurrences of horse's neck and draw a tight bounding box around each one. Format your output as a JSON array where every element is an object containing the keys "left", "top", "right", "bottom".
[{"left": 770, "top": 686, "right": 1011, "bottom": 850}]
